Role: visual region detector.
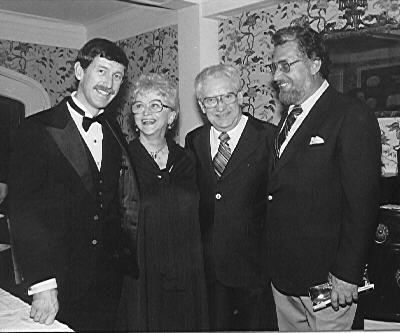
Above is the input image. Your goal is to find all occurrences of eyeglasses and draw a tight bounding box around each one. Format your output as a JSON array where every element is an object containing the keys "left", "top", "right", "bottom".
[
  {"left": 266, "top": 59, "right": 302, "bottom": 74},
  {"left": 131, "top": 99, "right": 174, "bottom": 114},
  {"left": 201, "top": 92, "right": 238, "bottom": 109}
]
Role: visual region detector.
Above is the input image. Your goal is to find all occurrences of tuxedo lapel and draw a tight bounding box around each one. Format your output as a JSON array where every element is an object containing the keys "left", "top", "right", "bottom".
[
  {"left": 197, "top": 125, "right": 217, "bottom": 183},
  {"left": 100, "top": 117, "right": 124, "bottom": 184},
  {"left": 221, "top": 118, "right": 258, "bottom": 179},
  {"left": 45, "top": 101, "right": 95, "bottom": 196},
  {"left": 272, "top": 88, "right": 333, "bottom": 176}
]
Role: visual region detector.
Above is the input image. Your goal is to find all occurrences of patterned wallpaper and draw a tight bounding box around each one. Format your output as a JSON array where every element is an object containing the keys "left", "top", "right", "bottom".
[
  {"left": 218, "top": 0, "right": 400, "bottom": 125},
  {"left": 117, "top": 25, "right": 178, "bottom": 139},
  {"left": 0, "top": 25, "right": 178, "bottom": 139},
  {"left": 0, "top": 40, "right": 77, "bottom": 106},
  {"left": 2, "top": 0, "right": 399, "bottom": 131}
]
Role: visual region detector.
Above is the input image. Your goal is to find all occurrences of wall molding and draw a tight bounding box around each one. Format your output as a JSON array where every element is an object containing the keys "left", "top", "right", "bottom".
[
  {"left": 201, "top": 0, "right": 277, "bottom": 19},
  {"left": 0, "top": 7, "right": 178, "bottom": 48},
  {"left": 0, "top": 10, "right": 86, "bottom": 49},
  {"left": 0, "top": 66, "right": 51, "bottom": 116},
  {"left": 0, "top": 1, "right": 280, "bottom": 48},
  {"left": 86, "top": 7, "right": 177, "bottom": 41}
]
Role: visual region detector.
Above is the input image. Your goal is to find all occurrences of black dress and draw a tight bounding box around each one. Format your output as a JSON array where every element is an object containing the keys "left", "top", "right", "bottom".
[{"left": 117, "top": 138, "right": 209, "bottom": 332}]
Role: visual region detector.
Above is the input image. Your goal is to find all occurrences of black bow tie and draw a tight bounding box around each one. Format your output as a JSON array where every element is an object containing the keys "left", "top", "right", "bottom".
[{"left": 67, "top": 96, "right": 104, "bottom": 132}]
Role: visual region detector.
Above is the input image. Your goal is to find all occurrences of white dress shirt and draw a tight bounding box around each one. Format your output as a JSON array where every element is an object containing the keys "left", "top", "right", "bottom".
[
  {"left": 68, "top": 92, "right": 103, "bottom": 170},
  {"left": 29, "top": 93, "right": 104, "bottom": 295},
  {"left": 210, "top": 114, "right": 248, "bottom": 159},
  {"left": 277, "top": 80, "right": 329, "bottom": 157}
]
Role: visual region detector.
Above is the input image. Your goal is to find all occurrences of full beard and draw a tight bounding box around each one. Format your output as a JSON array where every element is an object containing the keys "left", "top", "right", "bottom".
[{"left": 279, "top": 85, "right": 305, "bottom": 106}]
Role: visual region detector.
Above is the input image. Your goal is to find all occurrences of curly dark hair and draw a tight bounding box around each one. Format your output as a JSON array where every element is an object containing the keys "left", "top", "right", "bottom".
[{"left": 271, "top": 26, "right": 331, "bottom": 79}]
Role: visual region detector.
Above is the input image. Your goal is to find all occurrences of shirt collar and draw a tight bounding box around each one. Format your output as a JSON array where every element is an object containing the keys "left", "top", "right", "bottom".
[
  {"left": 291, "top": 80, "right": 329, "bottom": 114},
  {"left": 211, "top": 114, "right": 248, "bottom": 142},
  {"left": 70, "top": 91, "right": 104, "bottom": 118}
]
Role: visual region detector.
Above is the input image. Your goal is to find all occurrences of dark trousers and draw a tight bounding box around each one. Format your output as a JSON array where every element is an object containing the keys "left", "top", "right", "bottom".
[
  {"left": 207, "top": 279, "right": 277, "bottom": 331},
  {"left": 57, "top": 267, "right": 122, "bottom": 332},
  {"left": 0, "top": 249, "right": 13, "bottom": 289}
]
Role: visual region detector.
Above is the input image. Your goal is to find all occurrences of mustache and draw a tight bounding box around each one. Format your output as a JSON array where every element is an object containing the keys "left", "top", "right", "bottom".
[
  {"left": 273, "top": 79, "right": 289, "bottom": 86},
  {"left": 94, "top": 85, "right": 116, "bottom": 95},
  {"left": 271, "top": 80, "right": 281, "bottom": 91}
]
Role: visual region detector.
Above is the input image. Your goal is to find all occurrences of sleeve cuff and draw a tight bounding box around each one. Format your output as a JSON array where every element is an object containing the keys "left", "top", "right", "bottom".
[{"left": 28, "top": 278, "right": 57, "bottom": 295}]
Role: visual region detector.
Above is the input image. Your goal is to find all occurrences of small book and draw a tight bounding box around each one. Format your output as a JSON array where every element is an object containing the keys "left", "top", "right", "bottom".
[
  {"left": 380, "top": 204, "right": 400, "bottom": 211},
  {"left": 308, "top": 270, "right": 374, "bottom": 311}
]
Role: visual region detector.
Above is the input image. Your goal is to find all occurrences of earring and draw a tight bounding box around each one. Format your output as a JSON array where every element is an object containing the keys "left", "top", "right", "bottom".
[{"left": 167, "top": 123, "right": 172, "bottom": 130}]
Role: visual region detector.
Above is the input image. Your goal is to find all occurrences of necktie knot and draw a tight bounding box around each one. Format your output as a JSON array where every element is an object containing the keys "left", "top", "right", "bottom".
[
  {"left": 219, "top": 132, "right": 230, "bottom": 143},
  {"left": 284, "top": 105, "right": 303, "bottom": 131},
  {"left": 275, "top": 105, "right": 303, "bottom": 158},
  {"left": 290, "top": 105, "right": 303, "bottom": 119}
]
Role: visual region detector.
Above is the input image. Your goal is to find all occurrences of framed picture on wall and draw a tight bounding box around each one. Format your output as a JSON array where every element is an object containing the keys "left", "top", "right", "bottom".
[
  {"left": 328, "top": 68, "right": 343, "bottom": 93},
  {"left": 357, "top": 63, "right": 400, "bottom": 112},
  {"left": 376, "top": 111, "right": 400, "bottom": 177}
]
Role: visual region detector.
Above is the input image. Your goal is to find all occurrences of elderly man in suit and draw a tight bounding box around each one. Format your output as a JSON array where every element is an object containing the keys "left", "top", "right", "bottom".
[
  {"left": 265, "top": 26, "right": 381, "bottom": 331},
  {"left": 185, "top": 64, "right": 277, "bottom": 331},
  {"left": 8, "top": 38, "right": 139, "bottom": 331}
]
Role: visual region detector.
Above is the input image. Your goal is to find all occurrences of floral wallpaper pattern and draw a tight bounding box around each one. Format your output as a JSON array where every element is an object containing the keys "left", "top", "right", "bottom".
[
  {"left": 2, "top": 1, "right": 399, "bottom": 133},
  {"left": 117, "top": 25, "right": 178, "bottom": 139},
  {"left": 0, "top": 25, "right": 178, "bottom": 139},
  {"left": 218, "top": 0, "right": 400, "bottom": 124},
  {"left": 0, "top": 40, "right": 77, "bottom": 106},
  {"left": 378, "top": 115, "right": 400, "bottom": 176}
]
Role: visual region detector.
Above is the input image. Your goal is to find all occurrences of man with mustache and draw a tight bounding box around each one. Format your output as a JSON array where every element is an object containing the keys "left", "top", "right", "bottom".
[
  {"left": 265, "top": 26, "right": 381, "bottom": 331},
  {"left": 8, "top": 38, "right": 139, "bottom": 331}
]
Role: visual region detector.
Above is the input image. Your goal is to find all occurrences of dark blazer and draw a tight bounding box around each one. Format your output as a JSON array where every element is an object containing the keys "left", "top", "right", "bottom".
[
  {"left": 0, "top": 96, "right": 24, "bottom": 184},
  {"left": 185, "top": 114, "right": 276, "bottom": 288},
  {"left": 8, "top": 98, "right": 139, "bottom": 305},
  {"left": 266, "top": 86, "right": 382, "bottom": 296}
]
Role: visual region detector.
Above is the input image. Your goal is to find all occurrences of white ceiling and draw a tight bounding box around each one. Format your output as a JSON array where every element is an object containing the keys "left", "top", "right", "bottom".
[
  {"left": 0, "top": 0, "right": 194, "bottom": 25},
  {"left": 0, "top": 0, "right": 269, "bottom": 49}
]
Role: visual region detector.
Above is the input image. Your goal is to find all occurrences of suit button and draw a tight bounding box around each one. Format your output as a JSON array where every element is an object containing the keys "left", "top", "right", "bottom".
[
  {"left": 92, "top": 239, "right": 98, "bottom": 245},
  {"left": 93, "top": 215, "right": 99, "bottom": 221},
  {"left": 268, "top": 195, "right": 273, "bottom": 201},
  {"left": 216, "top": 193, "right": 222, "bottom": 200}
]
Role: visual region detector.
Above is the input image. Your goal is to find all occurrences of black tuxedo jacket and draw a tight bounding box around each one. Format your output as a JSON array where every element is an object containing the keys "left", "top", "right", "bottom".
[
  {"left": 185, "top": 114, "right": 276, "bottom": 288},
  {"left": 0, "top": 96, "right": 24, "bottom": 184},
  {"left": 266, "top": 86, "right": 382, "bottom": 296},
  {"left": 8, "top": 98, "right": 139, "bottom": 304}
]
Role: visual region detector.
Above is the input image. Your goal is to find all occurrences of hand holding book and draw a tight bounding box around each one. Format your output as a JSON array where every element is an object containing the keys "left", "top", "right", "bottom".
[{"left": 309, "top": 268, "right": 374, "bottom": 311}]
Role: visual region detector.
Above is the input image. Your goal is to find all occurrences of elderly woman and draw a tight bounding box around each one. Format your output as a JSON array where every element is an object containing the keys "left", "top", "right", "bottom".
[{"left": 117, "top": 73, "right": 208, "bottom": 332}]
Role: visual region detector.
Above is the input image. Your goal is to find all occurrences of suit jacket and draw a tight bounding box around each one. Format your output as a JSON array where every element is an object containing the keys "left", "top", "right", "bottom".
[
  {"left": 185, "top": 114, "right": 276, "bottom": 288},
  {"left": 8, "top": 98, "right": 139, "bottom": 304},
  {"left": 266, "top": 86, "right": 382, "bottom": 296},
  {"left": 0, "top": 96, "right": 24, "bottom": 184}
]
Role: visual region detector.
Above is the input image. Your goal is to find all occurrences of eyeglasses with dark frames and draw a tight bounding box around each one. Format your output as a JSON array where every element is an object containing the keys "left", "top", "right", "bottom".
[
  {"left": 266, "top": 59, "right": 302, "bottom": 74},
  {"left": 201, "top": 92, "right": 238, "bottom": 109},
  {"left": 131, "top": 99, "right": 174, "bottom": 114}
]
